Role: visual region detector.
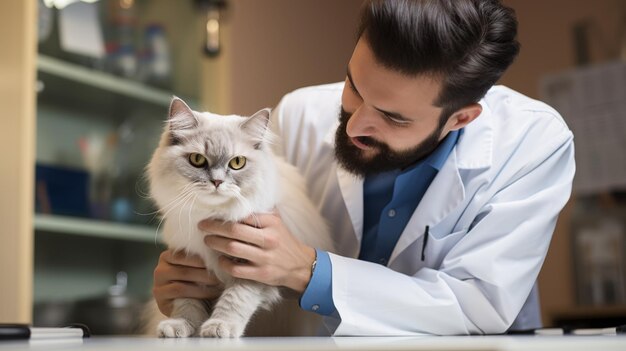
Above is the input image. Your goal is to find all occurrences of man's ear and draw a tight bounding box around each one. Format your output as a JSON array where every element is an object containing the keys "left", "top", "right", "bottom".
[{"left": 446, "top": 103, "right": 482, "bottom": 131}]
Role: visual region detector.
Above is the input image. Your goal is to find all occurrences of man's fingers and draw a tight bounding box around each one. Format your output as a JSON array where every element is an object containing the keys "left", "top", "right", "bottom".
[
  {"left": 154, "top": 263, "right": 218, "bottom": 286},
  {"left": 168, "top": 281, "right": 222, "bottom": 300},
  {"left": 153, "top": 250, "right": 224, "bottom": 317},
  {"left": 199, "top": 220, "right": 264, "bottom": 248},
  {"left": 197, "top": 220, "right": 233, "bottom": 236},
  {"left": 217, "top": 255, "right": 265, "bottom": 282},
  {"left": 155, "top": 250, "right": 219, "bottom": 287},
  {"left": 204, "top": 235, "right": 263, "bottom": 261},
  {"left": 155, "top": 257, "right": 218, "bottom": 285},
  {"left": 155, "top": 281, "right": 222, "bottom": 302},
  {"left": 241, "top": 213, "right": 277, "bottom": 228},
  {"left": 154, "top": 281, "right": 222, "bottom": 317},
  {"left": 161, "top": 249, "right": 206, "bottom": 268}
]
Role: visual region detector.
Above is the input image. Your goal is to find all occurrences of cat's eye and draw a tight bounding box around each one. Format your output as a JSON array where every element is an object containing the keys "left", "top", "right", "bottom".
[
  {"left": 228, "top": 156, "right": 246, "bottom": 170},
  {"left": 188, "top": 153, "right": 207, "bottom": 168}
]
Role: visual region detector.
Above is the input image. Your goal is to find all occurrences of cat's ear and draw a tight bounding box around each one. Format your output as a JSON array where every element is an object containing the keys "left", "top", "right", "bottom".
[
  {"left": 168, "top": 96, "right": 198, "bottom": 131},
  {"left": 241, "top": 108, "right": 271, "bottom": 149}
]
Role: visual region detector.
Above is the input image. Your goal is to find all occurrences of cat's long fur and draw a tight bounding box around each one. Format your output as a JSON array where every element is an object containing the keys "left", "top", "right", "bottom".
[{"left": 145, "top": 98, "right": 333, "bottom": 338}]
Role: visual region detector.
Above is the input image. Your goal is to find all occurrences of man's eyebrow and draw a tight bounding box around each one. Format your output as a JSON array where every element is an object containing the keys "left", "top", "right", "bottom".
[{"left": 346, "top": 65, "right": 412, "bottom": 123}]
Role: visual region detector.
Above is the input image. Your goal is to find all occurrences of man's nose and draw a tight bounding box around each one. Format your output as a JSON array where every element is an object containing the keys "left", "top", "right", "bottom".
[{"left": 346, "top": 107, "right": 377, "bottom": 138}]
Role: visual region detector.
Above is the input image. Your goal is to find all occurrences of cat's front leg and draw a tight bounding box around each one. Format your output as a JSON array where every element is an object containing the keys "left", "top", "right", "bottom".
[
  {"left": 158, "top": 298, "right": 210, "bottom": 338},
  {"left": 200, "top": 281, "right": 280, "bottom": 338}
]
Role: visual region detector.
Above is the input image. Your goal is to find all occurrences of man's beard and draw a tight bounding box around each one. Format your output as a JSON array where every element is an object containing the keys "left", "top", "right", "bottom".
[{"left": 334, "top": 107, "right": 445, "bottom": 177}]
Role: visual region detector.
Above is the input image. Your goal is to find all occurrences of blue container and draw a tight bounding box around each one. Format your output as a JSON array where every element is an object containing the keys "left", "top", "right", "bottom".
[{"left": 35, "top": 164, "right": 90, "bottom": 218}]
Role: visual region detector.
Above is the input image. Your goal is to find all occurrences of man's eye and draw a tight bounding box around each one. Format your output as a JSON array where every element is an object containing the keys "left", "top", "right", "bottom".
[
  {"left": 348, "top": 80, "right": 359, "bottom": 95},
  {"left": 383, "top": 113, "right": 410, "bottom": 126}
]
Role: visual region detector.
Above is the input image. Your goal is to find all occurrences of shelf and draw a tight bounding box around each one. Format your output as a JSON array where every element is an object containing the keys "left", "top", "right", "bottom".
[
  {"left": 34, "top": 214, "right": 163, "bottom": 244},
  {"left": 37, "top": 54, "right": 172, "bottom": 107}
]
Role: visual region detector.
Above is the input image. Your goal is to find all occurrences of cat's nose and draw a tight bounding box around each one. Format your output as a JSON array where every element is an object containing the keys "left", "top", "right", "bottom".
[{"left": 211, "top": 179, "right": 224, "bottom": 188}]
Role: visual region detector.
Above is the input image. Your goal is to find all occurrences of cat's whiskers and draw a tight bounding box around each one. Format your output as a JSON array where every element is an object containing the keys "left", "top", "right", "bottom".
[
  {"left": 134, "top": 177, "right": 151, "bottom": 199},
  {"left": 187, "top": 192, "right": 199, "bottom": 244},
  {"left": 141, "top": 182, "right": 199, "bottom": 218},
  {"left": 175, "top": 189, "right": 200, "bottom": 242},
  {"left": 155, "top": 192, "right": 194, "bottom": 244},
  {"left": 154, "top": 182, "right": 199, "bottom": 214},
  {"left": 155, "top": 188, "right": 197, "bottom": 244}
]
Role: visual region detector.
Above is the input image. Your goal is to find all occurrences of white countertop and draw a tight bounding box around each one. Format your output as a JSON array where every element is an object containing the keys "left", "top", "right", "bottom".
[{"left": 1, "top": 335, "right": 626, "bottom": 351}]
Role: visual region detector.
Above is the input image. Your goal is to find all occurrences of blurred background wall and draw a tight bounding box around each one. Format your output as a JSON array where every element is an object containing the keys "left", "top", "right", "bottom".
[{"left": 202, "top": 0, "right": 364, "bottom": 115}]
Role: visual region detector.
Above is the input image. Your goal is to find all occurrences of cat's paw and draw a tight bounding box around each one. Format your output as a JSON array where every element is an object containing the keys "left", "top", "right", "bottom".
[
  {"left": 157, "top": 318, "right": 196, "bottom": 338},
  {"left": 200, "top": 319, "right": 244, "bottom": 338}
]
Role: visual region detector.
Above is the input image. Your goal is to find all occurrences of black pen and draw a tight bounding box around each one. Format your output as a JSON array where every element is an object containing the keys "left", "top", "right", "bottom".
[{"left": 421, "top": 225, "right": 429, "bottom": 261}]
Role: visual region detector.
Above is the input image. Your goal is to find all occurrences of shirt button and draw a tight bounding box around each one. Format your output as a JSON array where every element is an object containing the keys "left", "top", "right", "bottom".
[
  {"left": 311, "top": 304, "right": 320, "bottom": 312},
  {"left": 388, "top": 209, "right": 396, "bottom": 218}
]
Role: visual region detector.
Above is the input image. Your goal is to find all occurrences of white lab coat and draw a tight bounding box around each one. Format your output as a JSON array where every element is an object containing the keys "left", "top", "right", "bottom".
[{"left": 269, "top": 83, "right": 575, "bottom": 336}]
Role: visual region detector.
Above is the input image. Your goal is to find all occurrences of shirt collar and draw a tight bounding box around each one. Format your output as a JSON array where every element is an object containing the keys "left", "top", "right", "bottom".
[
  {"left": 400, "top": 129, "right": 460, "bottom": 175},
  {"left": 424, "top": 129, "right": 461, "bottom": 171}
]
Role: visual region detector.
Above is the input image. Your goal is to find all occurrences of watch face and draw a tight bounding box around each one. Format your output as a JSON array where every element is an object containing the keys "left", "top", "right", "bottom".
[{"left": 38, "top": 0, "right": 54, "bottom": 43}]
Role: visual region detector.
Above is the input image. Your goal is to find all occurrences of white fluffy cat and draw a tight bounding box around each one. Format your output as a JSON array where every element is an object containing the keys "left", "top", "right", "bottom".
[{"left": 145, "top": 97, "right": 333, "bottom": 338}]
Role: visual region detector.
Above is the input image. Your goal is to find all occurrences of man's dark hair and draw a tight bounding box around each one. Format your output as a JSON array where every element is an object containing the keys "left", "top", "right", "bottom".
[{"left": 357, "top": 0, "right": 520, "bottom": 122}]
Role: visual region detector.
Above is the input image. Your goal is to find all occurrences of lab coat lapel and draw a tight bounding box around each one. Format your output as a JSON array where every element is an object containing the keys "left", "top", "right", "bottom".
[
  {"left": 324, "top": 120, "right": 365, "bottom": 247},
  {"left": 336, "top": 166, "right": 364, "bottom": 245},
  {"left": 389, "top": 150, "right": 465, "bottom": 264}
]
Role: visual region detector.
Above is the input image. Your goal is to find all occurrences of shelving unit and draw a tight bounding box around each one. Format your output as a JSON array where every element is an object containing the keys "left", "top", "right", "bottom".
[
  {"left": 33, "top": 52, "right": 169, "bottom": 307},
  {"left": 32, "top": 51, "right": 172, "bottom": 329},
  {"left": 34, "top": 214, "right": 163, "bottom": 244},
  {"left": 7, "top": 0, "right": 206, "bottom": 331},
  {"left": 33, "top": 25, "right": 182, "bottom": 328},
  {"left": 37, "top": 55, "right": 172, "bottom": 107}
]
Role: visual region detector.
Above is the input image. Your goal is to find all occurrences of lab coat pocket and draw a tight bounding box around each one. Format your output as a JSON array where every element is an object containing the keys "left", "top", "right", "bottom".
[{"left": 423, "top": 228, "right": 468, "bottom": 268}]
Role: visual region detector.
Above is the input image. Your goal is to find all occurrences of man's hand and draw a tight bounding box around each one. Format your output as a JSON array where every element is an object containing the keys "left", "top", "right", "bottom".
[
  {"left": 152, "top": 249, "right": 223, "bottom": 316},
  {"left": 200, "top": 213, "right": 316, "bottom": 294}
]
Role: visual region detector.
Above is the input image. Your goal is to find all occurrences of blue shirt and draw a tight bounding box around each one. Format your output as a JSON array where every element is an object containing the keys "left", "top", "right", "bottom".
[{"left": 299, "top": 130, "right": 460, "bottom": 315}]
